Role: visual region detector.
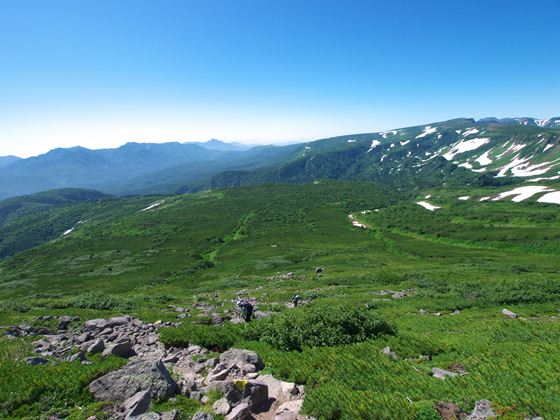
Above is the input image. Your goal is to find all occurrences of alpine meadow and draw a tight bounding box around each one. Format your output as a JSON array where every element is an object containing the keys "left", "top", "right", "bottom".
[{"left": 1, "top": 1, "right": 559, "bottom": 420}]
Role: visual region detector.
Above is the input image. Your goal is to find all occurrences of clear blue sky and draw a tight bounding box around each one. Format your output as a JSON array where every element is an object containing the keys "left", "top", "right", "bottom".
[{"left": 1, "top": 0, "right": 559, "bottom": 157}]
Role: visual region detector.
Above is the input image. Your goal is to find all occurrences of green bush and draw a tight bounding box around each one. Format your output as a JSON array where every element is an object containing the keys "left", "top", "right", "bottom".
[
  {"left": 160, "top": 323, "right": 241, "bottom": 351},
  {"left": 243, "top": 305, "right": 395, "bottom": 351},
  {"left": 68, "top": 291, "right": 132, "bottom": 311}
]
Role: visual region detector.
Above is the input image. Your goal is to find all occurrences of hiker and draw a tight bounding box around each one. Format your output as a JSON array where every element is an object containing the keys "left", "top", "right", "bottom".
[
  {"left": 237, "top": 299, "right": 254, "bottom": 322},
  {"left": 291, "top": 294, "right": 301, "bottom": 307}
]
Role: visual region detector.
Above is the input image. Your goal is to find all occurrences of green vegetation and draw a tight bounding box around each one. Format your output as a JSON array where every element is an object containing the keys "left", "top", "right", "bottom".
[
  {"left": 0, "top": 181, "right": 559, "bottom": 419},
  {"left": 244, "top": 304, "right": 394, "bottom": 351}
]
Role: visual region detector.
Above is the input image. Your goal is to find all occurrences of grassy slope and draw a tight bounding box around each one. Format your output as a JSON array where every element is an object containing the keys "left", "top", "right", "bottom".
[{"left": 0, "top": 182, "right": 559, "bottom": 419}]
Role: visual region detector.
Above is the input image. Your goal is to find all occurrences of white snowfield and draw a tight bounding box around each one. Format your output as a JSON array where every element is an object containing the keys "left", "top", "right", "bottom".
[
  {"left": 400, "top": 140, "right": 410, "bottom": 146},
  {"left": 527, "top": 175, "right": 560, "bottom": 182},
  {"left": 537, "top": 191, "right": 560, "bottom": 205},
  {"left": 543, "top": 143, "right": 554, "bottom": 152},
  {"left": 416, "top": 126, "right": 437, "bottom": 139},
  {"left": 367, "top": 140, "right": 381, "bottom": 153},
  {"left": 443, "top": 138, "right": 490, "bottom": 160},
  {"left": 416, "top": 201, "right": 441, "bottom": 211},
  {"left": 458, "top": 196, "right": 470, "bottom": 200},
  {"left": 496, "top": 155, "right": 560, "bottom": 177},
  {"left": 492, "top": 186, "right": 552, "bottom": 202},
  {"left": 62, "top": 220, "right": 86, "bottom": 236}
]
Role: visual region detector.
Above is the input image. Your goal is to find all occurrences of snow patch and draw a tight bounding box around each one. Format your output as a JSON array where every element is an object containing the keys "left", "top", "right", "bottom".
[
  {"left": 416, "top": 201, "right": 440, "bottom": 211},
  {"left": 462, "top": 128, "right": 480, "bottom": 137},
  {"left": 367, "top": 140, "right": 381, "bottom": 153},
  {"left": 400, "top": 140, "right": 410, "bottom": 146},
  {"left": 347, "top": 139, "right": 356, "bottom": 143},
  {"left": 492, "top": 186, "right": 552, "bottom": 202},
  {"left": 416, "top": 126, "right": 437, "bottom": 138},
  {"left": 537, "top": 191, "right": 560, "bottom": 205},
  {"left": 479, "top": 197, "right": 490, "bottom": 201},
  {"left": 544, "top": 143, "right": 554, "bottom": 152},
  {"left": 475, "top": 150, "right": 493, "bottom": 166},
  {"left": 141, "top": 200, "right": 165, "bottom": 212},
  {"left": 458, "top": 196, "right": 470, "bottom": 201},
  {"left": 527, "top": 175, "right": 560, "bottom": 182},
  {"left": 443, "top": 138, "right": 490, "bottom": 160}
]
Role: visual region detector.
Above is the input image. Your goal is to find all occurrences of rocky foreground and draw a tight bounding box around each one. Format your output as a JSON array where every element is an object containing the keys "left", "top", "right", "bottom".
[{"left": 7, "top": 315, "right": 307, "bottom": 420}]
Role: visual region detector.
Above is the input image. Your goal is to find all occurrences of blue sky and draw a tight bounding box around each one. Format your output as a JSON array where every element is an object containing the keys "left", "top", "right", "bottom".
[{"left": 1, "top": 0, "right": 559, "bottom": 157}]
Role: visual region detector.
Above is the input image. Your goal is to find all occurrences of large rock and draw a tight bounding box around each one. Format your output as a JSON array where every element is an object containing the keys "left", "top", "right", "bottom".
[
  {"left": 192, "top": 413, "right": 214, "bottom": 420},
  {"left": 223, "top": 380, "right": 268, "bottom": 412},
  {"left": 85, "top": 316, "right": 131, "bottom": 330},
  {"left": 89, "top": 358, "right": 177, "bottom": 402},
  {"left": 102, "top": 338, "right": 134, "bottom": 358},
  {"left": 219, "top": 349, "right": 264, "bottom": 370},
  {"left": 213, "top": 398, "right": 231, "bottom": 415},
  {"left": 275, "top": 399, "right": 304, "bottom": 420},
  {"left": 123, "top": 390, "right": 151, "bottom": 418},
  {"left": 432, "top": 368, "right": 458, "bottom": 380},
  {"left": 225, "top": 403, "right": 250, "bottom": 420}
]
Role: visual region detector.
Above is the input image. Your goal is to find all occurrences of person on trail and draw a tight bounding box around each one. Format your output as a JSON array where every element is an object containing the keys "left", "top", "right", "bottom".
[
  {"left": 237, "top": 299, "right": 254, "bottom": 322},
  {"left": 291, "top": 294, "right": 301, "bottom": 307}
]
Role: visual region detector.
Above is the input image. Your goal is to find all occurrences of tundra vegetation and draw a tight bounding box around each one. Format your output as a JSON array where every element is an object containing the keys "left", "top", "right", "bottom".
[{"left": 0, "top": 181, "right": 559, "bottom": 419}]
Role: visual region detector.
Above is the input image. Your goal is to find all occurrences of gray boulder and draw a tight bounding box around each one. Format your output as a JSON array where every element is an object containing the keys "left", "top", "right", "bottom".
[
  {"left": 160, "top": 410, "right": 179, "bottom": 420},
  {"left": 225, "top": 403, "right": 250, "bottom": 420},
  {"left": 223, "top": 380, "right": 268, "bottom": 412},
  {"left": 102, "top": 338, "right": 134, "bottom": 358},
  {"left": 219, "top": 349, "right": 263, "bottom": 370},
  {"left": 123, "top": 390, "right": 151, "bottom": 418},
  {"left": 88, "top": 339, "right": 105, "bottom": 354},
  {"left": 213, "top": 398, "right": 231, "bottom": 415},
  {"left": 432, "top": 367, "right": 458, "bottom": 380},
  {"left": 26, "top": 356, "right": 48, "bottom": 366},
  {"left": 89, "top": 358, "right": 177, "bottom": 402}
]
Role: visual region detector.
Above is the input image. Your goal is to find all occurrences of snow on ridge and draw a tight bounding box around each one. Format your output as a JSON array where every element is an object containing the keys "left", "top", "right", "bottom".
[
  {"left": 416, "top": 126, "right": 437, "bottom": 139},
  {"left": 462, "top": 128, "right": 480, "bottom": 137},
  {"left": 537, "top": 191, "right": 560, "bottom": 205},
  {"left": 416, "top": 201, "right": 440, "bottom": 211},
  {"left": 381, "top": 130, "right": 398, "bottom": 138},
  {"left": 367, "top": 140, "right": 381, "bottom": 153},
  {"left": 492, "top": 185, "right": 552, "bottom": 202},
  {"left": 443, "top": 138, "right": 490, "bottom": 160}
]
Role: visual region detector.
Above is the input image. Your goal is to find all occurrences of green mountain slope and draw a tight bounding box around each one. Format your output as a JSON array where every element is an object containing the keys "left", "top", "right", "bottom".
[{"left": 0, "top": 182, "right": 559, "bottom": 419}]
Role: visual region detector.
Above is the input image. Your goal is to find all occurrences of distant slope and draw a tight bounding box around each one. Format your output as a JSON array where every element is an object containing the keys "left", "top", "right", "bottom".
[
  {"left": 0, "top": 188, "right": 117, "bottom": 258},
  {"left": 0, "top": 156, "right": 21, "bottom": 169},
  {"left": 0, "top": 141, "right": 256, "bottom": 199},
  {"left": 197, "top": 118, "right": 560, "bottom": 191}
]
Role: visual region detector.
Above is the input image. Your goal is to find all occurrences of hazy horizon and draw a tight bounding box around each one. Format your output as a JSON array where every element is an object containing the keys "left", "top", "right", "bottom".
[{"left": 1, "top": 0, "right": 559, "bottom": 158}]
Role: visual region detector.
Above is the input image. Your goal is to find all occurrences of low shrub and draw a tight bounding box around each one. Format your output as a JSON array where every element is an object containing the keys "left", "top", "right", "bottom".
[
  {"left": 159, "top": 323, "right": 241, "bottom": 351},
  {"left": 68, "top": 291, "right": 132, "bottom": 311},
  {"left": 243, "top": 304, "right": 395, "bottom": 351}
]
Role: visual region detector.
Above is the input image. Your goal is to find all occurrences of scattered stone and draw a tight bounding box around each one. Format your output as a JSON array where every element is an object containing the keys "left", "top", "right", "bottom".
[
  {"left": 26, "top": 356, "right": 48, "bottom": 366},
  {"left": 213, "top": 398, "right": 231, "bottom": 415},
  {"left": 225, "top": 403, "right": 250, "bottom": 420},
  {"left": 219, "top": 349, "right": 264, "bottom": 370},
  {"left": 502, "top": 309, "right": 517, "bottom": 319},
  {"left": 123, "top": 390, "right": 151, "bottom": 418},
  {"left": 90, "top": 358, "right": 177, "bottom": 402},
  {"left": 160, "top": 410, "right": 180, "bottom": 420},
  {"left": 192, "top": 413, "right": 214, "bottom": 420},
  {"left": 314, "top": 267, "right": 323, "bottom": 273},
  {"left": 432, "top": 367, "right": 458, "bottom": 380},
  {"left": 451, "top": 310, "right": 461, "bottom": 315},
  {"left": 419, "top": 309, "right": 427, "bottom": 315},
  {"left": 102, "top": 338, "right": 134, "bottom": 358},
  {"left": 435, "top": 401, "right": 462, "bottom": 420},
  {"left": 466, "top": 400, "right": 495, "bottom": 420},
  {"left": 68, "top": 351, "right": 87, "bottom": 362},
  {"left": 88, "top": 339, "right": 105, "bottom": 354},
  {"left": 382, "top": 346, "right": 398, "bottom": 360},
  {"left": 276, "top": 399, "right": 304, "bottom": 420}
]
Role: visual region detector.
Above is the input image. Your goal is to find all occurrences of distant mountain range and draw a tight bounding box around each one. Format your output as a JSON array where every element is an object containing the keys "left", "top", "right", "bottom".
[{"left": 1, "top": 117, "right": 559, "bottom": 199}]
